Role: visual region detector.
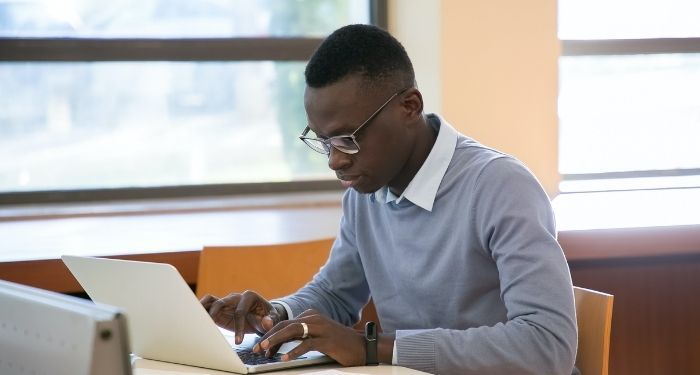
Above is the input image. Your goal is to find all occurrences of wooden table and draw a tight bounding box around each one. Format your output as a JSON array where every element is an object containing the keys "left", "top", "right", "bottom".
[{"left": 133, "top": 358, "right": 429, "bottom": 375}]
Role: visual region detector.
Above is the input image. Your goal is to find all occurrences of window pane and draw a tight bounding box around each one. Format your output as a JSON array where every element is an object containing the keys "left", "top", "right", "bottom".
[
  {"left": 0, "top": 62, "right": 333, "bottom": 192},
  {"left": 559, "top": 0, "right": 700, "bottom": 39},
  {"left": 558, "top": 54, "right": 700, "bottom": 175},
  {"left": 0, "top": 0, "right": 369, "bottom": 38}
]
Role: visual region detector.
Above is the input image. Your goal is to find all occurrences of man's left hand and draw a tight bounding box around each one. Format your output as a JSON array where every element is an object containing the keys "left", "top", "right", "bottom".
[{"left": 252, "top": 309, "right": 366, "bottom": 366}]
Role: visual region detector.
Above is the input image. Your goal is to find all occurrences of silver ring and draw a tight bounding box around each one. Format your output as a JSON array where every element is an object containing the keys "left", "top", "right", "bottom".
[{"left": 300, "top": 322, "right": 309, "bottom": 339}]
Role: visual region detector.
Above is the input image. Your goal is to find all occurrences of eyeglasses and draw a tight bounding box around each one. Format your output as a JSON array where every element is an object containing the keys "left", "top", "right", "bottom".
[{"left": 299, "top": 88, "right": 408, "bottom": 155}]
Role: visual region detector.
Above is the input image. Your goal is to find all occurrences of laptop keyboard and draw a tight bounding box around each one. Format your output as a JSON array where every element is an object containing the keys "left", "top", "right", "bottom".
[{"left": 235, "top": 348, "right": 284, "bottom": 365}]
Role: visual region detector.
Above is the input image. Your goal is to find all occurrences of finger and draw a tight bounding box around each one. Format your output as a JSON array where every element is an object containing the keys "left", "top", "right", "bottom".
[
  {"left": 233, "top": 291, "right": 259, "bottom": 344},
  {"left": 280, "top": 339, "right": 315, "bottom": 362},
  {"left": 208, "top": 293, "right": 241, "bottom": 318},
  {"left": 265, "top": 304, "right": 285, "bottom": 329},
  {"left": 260, "top": 321, "right": 310, "bottom": 352},
  {"left": 296, "top": 309, "right": 318, "bottom": 318},
  {"left": 253, "top": 320, "right": 292, "bottom": 353},
  {"left": 257, "top": 309, "right": 315, "bottom": 343},
  {"left": 246, "top": 312, "right": 267, "bottom": 336},
  {"left": 199, "top": 294, "right": 218, "bottom": 309},
  {"left": 261, "top": 315, "right": 274, "bottom": 332}
]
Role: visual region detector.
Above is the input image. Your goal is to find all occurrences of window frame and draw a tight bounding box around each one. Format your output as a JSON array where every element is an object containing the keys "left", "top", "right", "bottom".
[
  {"left": 0, "top": 0, "right": 387, "bottom": 205},
  {"left": 559, "top": 36, "right": 700, "bottom": 190}
]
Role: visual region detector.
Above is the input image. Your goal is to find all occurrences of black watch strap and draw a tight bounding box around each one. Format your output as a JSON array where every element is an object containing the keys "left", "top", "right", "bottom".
[{"left": 365, "top": 321, "right": 378, "bottom": 365}]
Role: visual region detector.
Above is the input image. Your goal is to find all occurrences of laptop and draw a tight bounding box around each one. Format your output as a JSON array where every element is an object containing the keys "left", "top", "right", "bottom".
[{"left": 62, "top": 255, "right": 332, "bottom": 374}]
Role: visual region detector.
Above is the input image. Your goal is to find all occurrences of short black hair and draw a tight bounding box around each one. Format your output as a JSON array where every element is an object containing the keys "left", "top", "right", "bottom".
[{"left": 305, "top": 24, "right": 415, "bottom": 90}]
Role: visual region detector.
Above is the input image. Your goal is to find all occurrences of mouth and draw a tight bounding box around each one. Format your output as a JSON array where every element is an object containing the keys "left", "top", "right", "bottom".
[{"left": 337, "top": 175, "right": 358, "bottom": 188}]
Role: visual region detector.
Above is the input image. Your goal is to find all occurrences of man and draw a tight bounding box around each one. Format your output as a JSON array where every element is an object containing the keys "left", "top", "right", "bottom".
[{"left": 201, "top": 24, "right": 578, "bottom": 374}]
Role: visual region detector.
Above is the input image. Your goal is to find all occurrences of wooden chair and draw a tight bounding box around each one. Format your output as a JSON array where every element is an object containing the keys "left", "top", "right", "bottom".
[
  {"left": 196, "top": 238, "right": 379, "bottom": 330},
  {"left": 574, "top": 286, "right": 614, "bottom": 375}
]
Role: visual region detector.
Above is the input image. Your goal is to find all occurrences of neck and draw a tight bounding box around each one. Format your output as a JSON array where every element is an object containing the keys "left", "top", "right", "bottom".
[{"left": 388, "top": 115, "right": 437, "bottom": 195}]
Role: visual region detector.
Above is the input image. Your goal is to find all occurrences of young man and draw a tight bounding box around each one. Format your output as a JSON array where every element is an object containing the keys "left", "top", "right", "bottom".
[{"left": 202, "top": 24, "right": 578, "bottom": 374}]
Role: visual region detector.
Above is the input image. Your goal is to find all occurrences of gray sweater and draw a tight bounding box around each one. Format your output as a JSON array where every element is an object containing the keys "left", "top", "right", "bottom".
[{"left": 279, "top": 115, "right": 578, "bottom": 374}]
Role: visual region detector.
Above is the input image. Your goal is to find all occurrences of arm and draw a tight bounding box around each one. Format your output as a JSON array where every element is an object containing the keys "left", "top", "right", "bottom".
[
  {"left": 275, "top": 191, "right": 371, "bottom": 325},
  {"left": 396, "top": 158, "right": 578, "bottom": 375}
]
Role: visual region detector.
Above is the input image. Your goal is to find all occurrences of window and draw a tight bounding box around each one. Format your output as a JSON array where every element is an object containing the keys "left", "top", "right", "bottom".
[
  {"left": 558, "top": 0, "right": 700, "bottom": 192},
  {"left": 0, "top": 0, "right": 385, "bottom": 203}
]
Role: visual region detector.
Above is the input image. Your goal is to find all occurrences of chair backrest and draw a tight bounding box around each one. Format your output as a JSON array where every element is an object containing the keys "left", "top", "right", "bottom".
[
  {"left": 573, "top": 286, "right": 614, "bottom": 375},
  {"left": 197, "top": 238, "right": 335, "bottom": 300},
  {"left": 196, "top": 238, "right": 379, "bottom": 330}
]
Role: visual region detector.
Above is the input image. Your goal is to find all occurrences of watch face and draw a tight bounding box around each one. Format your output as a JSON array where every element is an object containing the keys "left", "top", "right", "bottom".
[{"left": 365, "top": 321, "right": 377, "bottom": 339}]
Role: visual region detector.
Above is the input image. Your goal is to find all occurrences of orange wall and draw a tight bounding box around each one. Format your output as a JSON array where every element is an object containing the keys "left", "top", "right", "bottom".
[
  {"left": 388, "top": 0, "right": 559, "bottom": 195},
  {"left": 441, "top": 0, "right": 560, "bottom": 196}
]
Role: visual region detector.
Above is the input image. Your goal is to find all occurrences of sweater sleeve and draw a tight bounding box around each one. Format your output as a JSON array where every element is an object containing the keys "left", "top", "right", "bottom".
[
  {"left": 276, "top": 191, "right": 371, "bottom": 325},
  {"left": 396, "top": 157, "right": 578, "bottom": 375}
]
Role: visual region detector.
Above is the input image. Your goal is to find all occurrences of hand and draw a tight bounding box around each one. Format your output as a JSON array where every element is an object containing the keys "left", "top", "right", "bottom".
[
  {"left": 253, "top": 309, "right": 366, "bottom": 366},
  {"left": 200, "top": 290, "right": 285, "bottom": 344}
]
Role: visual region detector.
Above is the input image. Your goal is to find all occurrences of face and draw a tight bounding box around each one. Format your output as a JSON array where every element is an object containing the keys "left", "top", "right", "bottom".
[{"left": 303, "top": 75, "right": 421, "bottom": 194}]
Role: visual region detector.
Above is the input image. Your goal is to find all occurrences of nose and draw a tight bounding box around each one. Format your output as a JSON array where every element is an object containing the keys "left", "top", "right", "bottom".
[{"left": 327, "top": 146, "right": 352, "bottom": 171}]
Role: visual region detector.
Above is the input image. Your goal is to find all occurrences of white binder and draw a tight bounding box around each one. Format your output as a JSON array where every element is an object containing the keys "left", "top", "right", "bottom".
[{"left": 0, "top": 279, "right": 132, "bottom": 375}]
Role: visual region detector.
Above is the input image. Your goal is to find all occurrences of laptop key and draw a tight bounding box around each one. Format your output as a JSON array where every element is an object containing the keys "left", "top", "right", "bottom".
[{"left": 235, "top": 348, "right": 286, "bottom": 365}]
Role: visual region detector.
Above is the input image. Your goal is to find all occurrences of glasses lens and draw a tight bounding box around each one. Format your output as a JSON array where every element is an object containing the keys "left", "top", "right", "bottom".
[
  {"left": 302, "top": 138, "right": 330, "bottom": 154},
  {"left": 330, "top": 137, "right": 359, "bottom": 154}
]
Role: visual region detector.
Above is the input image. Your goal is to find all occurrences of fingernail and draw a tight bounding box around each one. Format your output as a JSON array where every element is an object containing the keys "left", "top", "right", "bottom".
[
  {"left": 252, "top": 344, "right": 260, "bottom": 353},
  {"left": 260, "top": 339, "right": 269, "bottom": 350},
  {"left": 236, "top": 334, "right": 242, "bottom": 343},
  {"left": 282, "top": 354, "right": 289, "bottom": 362}
]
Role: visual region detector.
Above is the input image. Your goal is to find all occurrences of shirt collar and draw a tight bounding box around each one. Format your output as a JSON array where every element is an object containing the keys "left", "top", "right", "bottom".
[{"left": 372, "top": 114, "right": 457, "bottom": 211}]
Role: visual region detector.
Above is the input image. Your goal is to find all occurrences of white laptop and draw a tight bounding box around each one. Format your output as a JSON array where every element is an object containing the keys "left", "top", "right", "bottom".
[{"left": 62, "top": 255, "right": 332, "bottom": 374}]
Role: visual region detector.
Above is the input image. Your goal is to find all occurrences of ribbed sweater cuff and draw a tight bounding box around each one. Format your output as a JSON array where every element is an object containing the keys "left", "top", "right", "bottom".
[{"left": 396, "top": 330, "right": 437, "bottom": 374}]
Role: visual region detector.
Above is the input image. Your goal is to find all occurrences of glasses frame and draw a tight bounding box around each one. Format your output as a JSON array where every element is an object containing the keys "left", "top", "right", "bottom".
[{"left": 299, "top": 87, "right": 409, "bottom": 155}]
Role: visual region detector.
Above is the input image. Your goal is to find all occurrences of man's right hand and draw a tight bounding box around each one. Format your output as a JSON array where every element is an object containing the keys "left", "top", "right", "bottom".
[{"left": 200, "top": 290, "right": 287, "bottom": 345}]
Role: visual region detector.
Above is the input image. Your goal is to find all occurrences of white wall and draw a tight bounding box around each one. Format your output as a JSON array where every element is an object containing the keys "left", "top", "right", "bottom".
[{"left": 388, "top": 0, "right": 442, "bottom": 114}]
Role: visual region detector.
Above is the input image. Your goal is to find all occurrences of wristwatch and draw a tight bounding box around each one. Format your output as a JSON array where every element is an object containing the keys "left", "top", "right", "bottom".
[{"left": 364, "top": 321, "right": 378, "bottom": 365}]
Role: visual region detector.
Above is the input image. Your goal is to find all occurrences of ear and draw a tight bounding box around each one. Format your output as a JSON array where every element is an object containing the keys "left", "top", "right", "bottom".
[{"left": 398, "top": 88, "right": 424, "bottom": 120}]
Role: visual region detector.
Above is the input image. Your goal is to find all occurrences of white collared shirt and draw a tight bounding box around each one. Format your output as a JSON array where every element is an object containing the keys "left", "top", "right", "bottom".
[{"left": 372, "top": 114, "right": 458, "bottom": 212}]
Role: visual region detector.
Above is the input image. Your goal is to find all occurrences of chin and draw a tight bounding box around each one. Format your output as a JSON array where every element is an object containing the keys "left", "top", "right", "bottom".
[{"left": 352, "top": 183, "right": 382, "bottom": 195}]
